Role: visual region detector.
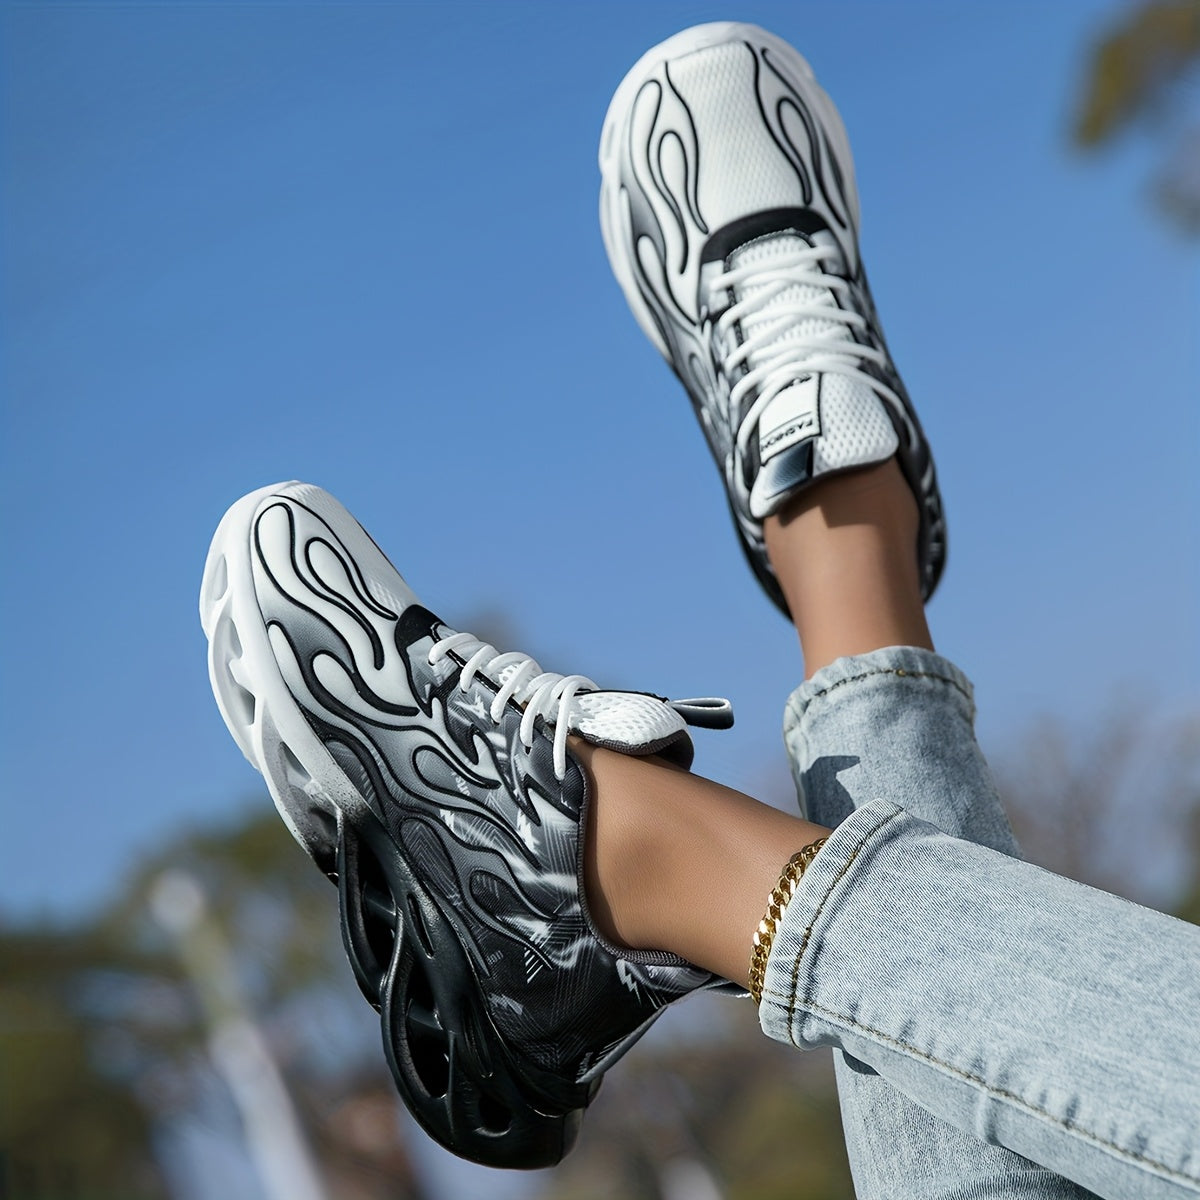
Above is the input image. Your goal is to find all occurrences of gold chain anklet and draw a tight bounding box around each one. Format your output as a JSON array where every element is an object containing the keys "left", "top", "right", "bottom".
[{"left": 748, "top": 838, "right": 828, "bottom": 1005}]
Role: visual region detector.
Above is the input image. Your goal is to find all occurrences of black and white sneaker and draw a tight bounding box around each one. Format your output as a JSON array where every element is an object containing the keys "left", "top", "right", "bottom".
[
  {"left": 599, "top": 22, "right": 946, "bottom": 614},
  {"left": 199, "top": 482, "right": 736, "bottom": 1168}
]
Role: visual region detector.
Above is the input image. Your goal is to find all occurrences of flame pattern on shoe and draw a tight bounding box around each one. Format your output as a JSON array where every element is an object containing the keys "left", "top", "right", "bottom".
[
  {"left": 600, "top": 22, "right": 946, "bottom": 612},
  {"left": 200, "top": 482, "right": 735, "bottom": 1168}
]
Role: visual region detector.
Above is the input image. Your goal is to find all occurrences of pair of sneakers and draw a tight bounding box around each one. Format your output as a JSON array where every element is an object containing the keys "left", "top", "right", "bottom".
[{"left": 200, "top": 22, "right": 944, "bottom": 1169}]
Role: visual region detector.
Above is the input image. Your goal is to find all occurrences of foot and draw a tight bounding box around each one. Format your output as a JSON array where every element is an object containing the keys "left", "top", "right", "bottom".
[
  {"left": 199, "top": 482, "right": 736, "bottom": 1168},
  {"left": 599, "top": 21, "right": 946, "bottom": 615}
]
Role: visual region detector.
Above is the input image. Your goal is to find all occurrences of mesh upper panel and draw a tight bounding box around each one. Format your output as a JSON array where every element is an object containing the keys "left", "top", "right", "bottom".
[
  {"left": 727, "top": 234, "right": 898, "bottom": 482},
  {"left": 570, "top": 691, "right": 687, "bottom": 750},
  {"left": 672, "top": 43, "right": 807, "bottom": 228},
  {"left": 812, "top": 373, "right": 897, "bottom": 472},
  {"left": 730, "top": 233, "right": 848, "bottom": 358},
  {"left": 480, "top": 657, "right": 687, "bottom": 752}
]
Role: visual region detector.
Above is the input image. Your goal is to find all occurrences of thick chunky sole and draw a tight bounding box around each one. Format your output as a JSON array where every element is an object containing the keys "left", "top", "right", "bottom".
[
  {"left": 200, "top": 483, "right": 592, "bottom": 1168},
  {"left": 201, "top": 483, "right": 356, "bottom": 874}
]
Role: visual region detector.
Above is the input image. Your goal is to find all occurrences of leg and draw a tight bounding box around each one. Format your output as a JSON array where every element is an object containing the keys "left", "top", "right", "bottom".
[
  {"left": 769, "top": 466, "right": 1094, "bottom": 1198},
  {"left": 765, "top": 458, "right": 932, "bottom": 677},
  {"left": 758, "top": 803, "right": 1200, "bottom": 1200},
  {"left": 564, "top": 438, "right": 1200, "bottom": 1198},
  {"left": 601, "top": 20, "right": 1093, "bottom": 1198},
  {"left": 579, "top": 745, "right": 1200, "bottom": 1200},
  {"left": 574, "top": 738, "right": 826, "bottom": 982},
  {"left": 203, "top": 481, "right": 1200, "bottom": 1196}
]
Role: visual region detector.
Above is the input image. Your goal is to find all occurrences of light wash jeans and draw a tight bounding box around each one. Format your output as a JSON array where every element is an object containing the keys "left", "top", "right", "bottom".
[{"left": 765, "top": 647, "right": 1200, "bottom": 1200}]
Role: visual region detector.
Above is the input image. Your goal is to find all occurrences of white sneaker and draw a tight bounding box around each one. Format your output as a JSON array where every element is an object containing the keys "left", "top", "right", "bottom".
[
  {"left": 600, "top": 22, "right": 946, "bottom": 612},
  {"left": 200, "top": 481, "right": 736, "bottom": 1168}
]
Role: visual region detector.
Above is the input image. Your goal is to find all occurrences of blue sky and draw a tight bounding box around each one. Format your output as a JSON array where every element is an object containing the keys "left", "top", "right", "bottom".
[{"left": 2, "top": 0, "right": 1196, "bottom": 927}]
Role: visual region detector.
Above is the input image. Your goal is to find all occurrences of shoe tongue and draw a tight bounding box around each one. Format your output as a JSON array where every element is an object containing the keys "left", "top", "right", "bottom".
[
  {"left": 721, "top": 232, "right": 895, "bottom": 519},
  {"left": 479, "top": 650, "right": 694, "bottom": 767},
  {"left": 567, "top": 691, "right": 694, "bottom": 768},
  {"left": 725, "top": 230, "right": 850, "bottom": 363},
  {"left": 748, "top": 363, "right": 899, "bottom": 520}
]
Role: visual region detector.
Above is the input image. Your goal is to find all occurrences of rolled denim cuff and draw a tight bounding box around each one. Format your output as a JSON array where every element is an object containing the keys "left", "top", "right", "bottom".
[
  {"left": 756, "top": 797, "right": 903, "bottom": 1043},
  {"left": 785, "top": 646, "right": 977, "bottom": 737},
  {"left": 757, "top": 796, "right": 1200, "bottom": 1200},
  {"left": 781, "top": 647, "right": 1020, "bottom": 859}
]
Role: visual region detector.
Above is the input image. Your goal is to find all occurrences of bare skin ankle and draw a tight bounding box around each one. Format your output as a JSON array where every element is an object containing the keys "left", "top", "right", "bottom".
[
  {"left": 764, "top": 457, "right": 932, "bottom": 677},
  {"left": 565, "top": 468, "right": 926, "bottom": 984},
  {"left": 573, "top": 738, "right": 829, "bottom": 987}
]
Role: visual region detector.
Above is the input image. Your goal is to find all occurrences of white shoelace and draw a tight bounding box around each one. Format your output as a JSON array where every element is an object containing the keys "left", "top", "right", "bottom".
[
  {"left": 711, "top": 245, "right": 903, "bottom": 464},
  {"left": 427, "top": 631, "right": 598, "bottom": 782}
]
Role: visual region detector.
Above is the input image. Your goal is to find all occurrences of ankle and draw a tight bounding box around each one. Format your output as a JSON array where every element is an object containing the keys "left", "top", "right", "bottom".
[
  {"left": 764, "top": 457, "right": 932, "bottom": 676},
  {"left": 575, "top": 740, "right": 667, "bottom": 951},
  {"left": 768, "top": 457, "right": 920, "bottom": 559},
  {"left": 573, "top": 739, "right": 831, "bottom": 985}
]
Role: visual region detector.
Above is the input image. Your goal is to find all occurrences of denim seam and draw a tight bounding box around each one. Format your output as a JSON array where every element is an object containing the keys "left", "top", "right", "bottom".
[
  {"left": 771, "top": 806, "right": 907, "bottom": 1026},
  {"left": 796, "top": 999, "right": 1199, "bottom": 1188},
  {"left": 766, "top": 806, "right": 1200, "bottom": 1188},
  {"left": 798, "top": 667, "right": 974, "bottom": 712}
]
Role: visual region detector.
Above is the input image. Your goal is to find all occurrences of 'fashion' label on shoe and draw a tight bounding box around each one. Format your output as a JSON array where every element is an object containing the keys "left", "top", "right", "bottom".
[{"left": 759, "top": 377, "right": 822, "bottom": 463}]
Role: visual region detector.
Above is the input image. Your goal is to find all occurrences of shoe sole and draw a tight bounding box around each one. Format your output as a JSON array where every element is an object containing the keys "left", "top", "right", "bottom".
[{"left": 201, "top": 482, "right": 358, "bottom": 874}]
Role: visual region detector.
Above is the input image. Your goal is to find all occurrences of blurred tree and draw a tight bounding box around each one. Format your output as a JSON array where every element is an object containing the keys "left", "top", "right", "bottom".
[
  {"left": 0, "top": 923, "right": 174, "bottom": 1199},
  {"left": 1, "top": 807, "right": 429, "bottom": 1200},
  {"left": 1073, "top": 0, "right": 1200, "bottom": 232},
  {"left": 993, "top": 707, "right": 1200, "bottom": 913}
]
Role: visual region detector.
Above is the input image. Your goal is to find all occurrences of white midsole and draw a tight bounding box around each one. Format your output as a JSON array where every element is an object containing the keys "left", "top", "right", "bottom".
[{"left": 199, "top": 482, "right": 376, "bottom": 863}]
